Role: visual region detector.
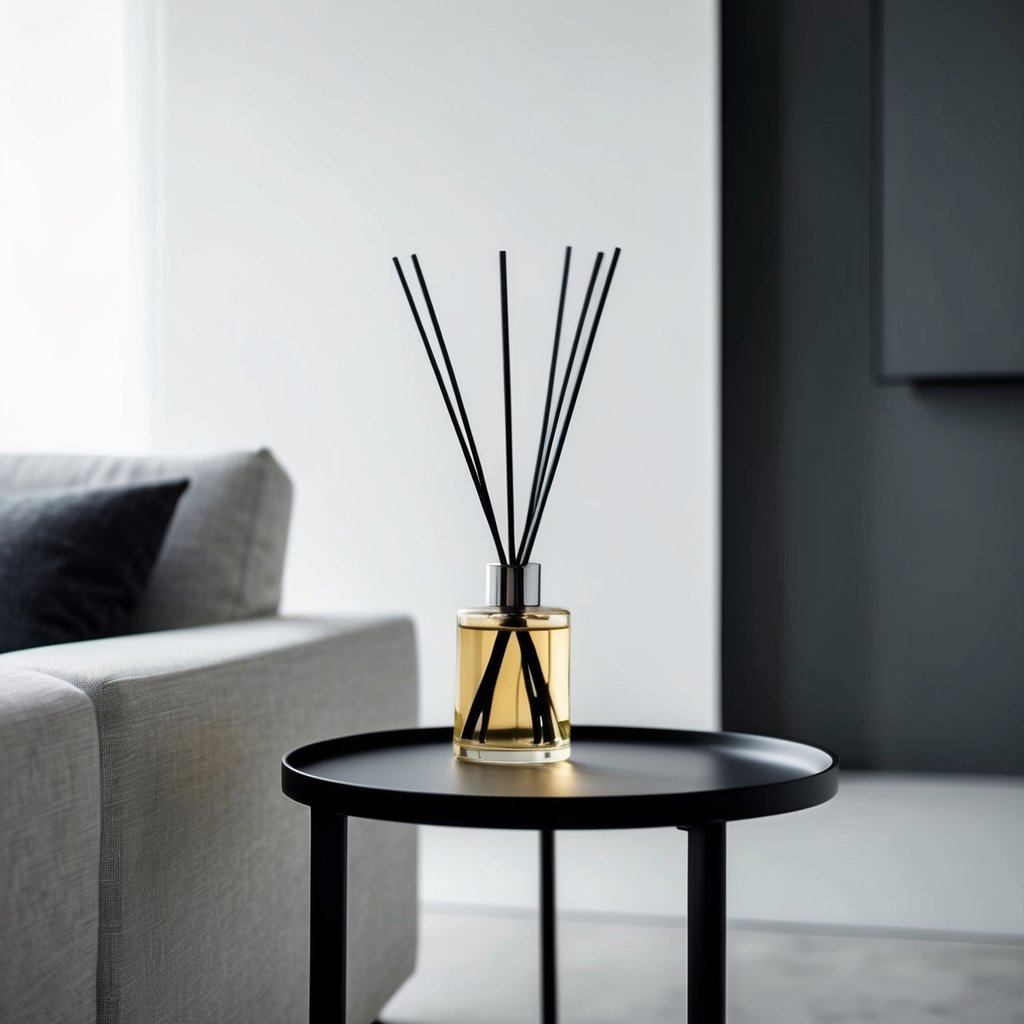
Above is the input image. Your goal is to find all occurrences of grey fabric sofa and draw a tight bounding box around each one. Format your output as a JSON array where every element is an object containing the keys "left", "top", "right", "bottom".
[{"left": 0, "top": 450, "right": 417, "bottom": 1024}]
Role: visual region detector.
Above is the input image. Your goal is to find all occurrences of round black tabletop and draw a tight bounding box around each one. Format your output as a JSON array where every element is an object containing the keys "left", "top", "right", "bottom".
[{"left": 282, "top": 726, "right": 838, "bottom": 830}]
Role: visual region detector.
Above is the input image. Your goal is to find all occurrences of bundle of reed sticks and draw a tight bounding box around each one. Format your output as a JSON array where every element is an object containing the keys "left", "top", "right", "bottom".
[{"left": 393, "top": 247, "right": 620, "bottom": 744}]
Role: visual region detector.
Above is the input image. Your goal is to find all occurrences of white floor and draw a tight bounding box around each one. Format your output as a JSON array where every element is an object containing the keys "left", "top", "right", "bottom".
[{"left": 417, "top": 771, "right": 1024, "bottom": 936}]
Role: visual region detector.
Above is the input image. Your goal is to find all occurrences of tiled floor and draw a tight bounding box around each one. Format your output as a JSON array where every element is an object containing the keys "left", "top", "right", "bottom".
[
  {"left": 382, "top": 908, "right": 1024, "bottom": 1024},
  {"left": 381, "top": 769, "right": 1024, "bottom": 1022}
]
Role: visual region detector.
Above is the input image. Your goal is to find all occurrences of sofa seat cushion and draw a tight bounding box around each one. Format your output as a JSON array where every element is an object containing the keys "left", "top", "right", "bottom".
[
  {"left": 0, "top": 449, "right": 292, "bottom": 632},
  {"left": 0, "top": 479, "right": 189, "bottom": 655}
]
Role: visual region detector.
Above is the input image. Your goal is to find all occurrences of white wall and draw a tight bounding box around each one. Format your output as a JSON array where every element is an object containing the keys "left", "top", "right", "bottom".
[
  {"left": 152, "top": 0, "right": 718, "bottom": 730},
  {"left": 0, "top": 0, "right": 145, "bottom": 452}
]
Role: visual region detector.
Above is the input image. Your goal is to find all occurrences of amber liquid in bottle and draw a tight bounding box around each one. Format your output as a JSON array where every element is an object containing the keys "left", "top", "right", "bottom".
[{"left": 454, "top": 607, "right": 570, "bottom": 764}]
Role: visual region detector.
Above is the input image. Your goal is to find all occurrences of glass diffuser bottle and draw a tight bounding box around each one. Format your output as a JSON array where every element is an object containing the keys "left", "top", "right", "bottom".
[
  {"left": 393, "top": 245, "right": 620, "bottom": 767},
  {"left": 455, "top": 563, "right": 570, "bottom": 764}
]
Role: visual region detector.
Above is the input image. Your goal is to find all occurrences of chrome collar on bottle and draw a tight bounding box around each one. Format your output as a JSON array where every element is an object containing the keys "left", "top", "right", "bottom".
[{"left": 486, "top": 563, "right": 540, "bottom": 607}]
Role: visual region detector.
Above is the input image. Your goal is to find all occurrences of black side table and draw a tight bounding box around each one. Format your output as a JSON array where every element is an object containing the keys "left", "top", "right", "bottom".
[{"left": 282, "top": 725, "right": 838, "bottom": 1024}]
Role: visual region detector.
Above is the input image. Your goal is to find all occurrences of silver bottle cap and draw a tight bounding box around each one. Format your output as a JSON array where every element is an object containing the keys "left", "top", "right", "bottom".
[{"left": 486, "top": 563, "right": 540, "bottom": 607}]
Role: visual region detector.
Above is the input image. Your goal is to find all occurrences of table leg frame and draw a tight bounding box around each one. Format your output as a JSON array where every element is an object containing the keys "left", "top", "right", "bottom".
[
  {"left": 309, "top": 818, "right": 727, "bottom": 1024},
  {"left": 310, "top": 810, "right": 347, "bottom": 1024},
  {"left": 540, "top": 830, "right": 557, "bottom": 1024},
  {"left": 686, "top": 821, "right": 726, "bottom": 1024}
]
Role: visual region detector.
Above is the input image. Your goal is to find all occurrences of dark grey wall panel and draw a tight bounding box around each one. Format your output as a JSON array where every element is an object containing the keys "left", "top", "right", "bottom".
[
  {"left": 720, "top": 0, "right": 788, "bottom": 749},
  {"left": 879, "top": 0, "right": 1024, "bottom": 379},
  {"left": 870, "top": 385, "right": 1024, "bottom": 771},
  {"left": 722, "top": 0, "right": 1024, "bottom": 774}
]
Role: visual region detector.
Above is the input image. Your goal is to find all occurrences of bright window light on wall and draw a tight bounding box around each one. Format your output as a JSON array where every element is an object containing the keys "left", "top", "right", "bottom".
[{"left": 0, "top": 0, "right": 145, "bottom": 453}]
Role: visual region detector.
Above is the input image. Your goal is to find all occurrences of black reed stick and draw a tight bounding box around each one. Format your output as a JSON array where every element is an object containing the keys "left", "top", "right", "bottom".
[
  {"left": 518, "top": 638, "right": 543, "bottom": 743},
  {"left": 411, "top": 254, "right": 508, "bottom": 565},
  {"left": 520, "top": 251, "right": 604, "bottom": 553},
  {"left": 520, "top": 247, "right": 621, "bottom": 563},
  {"left": 524, "top": 246, "right": 571, "bottom": 548},
  {"left": 461, "top": 628, "right": 511, "bottom": 741},
  {"left": 500, "top": 251, "right": 516, "bottom": 563},
  {"left": 517, "top": 630, "right": 559, "bottom": 742},
  {"left": 392, "top": 256, "right": 507, "bottom": 564}
]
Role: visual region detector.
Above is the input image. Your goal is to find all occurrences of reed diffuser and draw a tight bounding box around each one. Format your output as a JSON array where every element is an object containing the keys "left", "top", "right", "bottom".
[{"left": 393, "top": 246, "right": 621, "bottom": 764}]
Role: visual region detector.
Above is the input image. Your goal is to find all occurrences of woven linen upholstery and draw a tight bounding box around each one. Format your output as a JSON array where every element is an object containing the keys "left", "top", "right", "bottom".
[
  {"left": 0, "top": 671, "right": 100, "bottom": 1024},
  {"left": 0, "top": 449, "right": 292, "bottom": 632},
  {"left": 0, "top": 616, "right": 418, "bottom": 1024}
]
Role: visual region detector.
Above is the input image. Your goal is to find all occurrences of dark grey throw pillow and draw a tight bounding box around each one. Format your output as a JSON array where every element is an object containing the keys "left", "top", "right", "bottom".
[{"left": 0, "top": 479, "right": 189, "bottom": 654}]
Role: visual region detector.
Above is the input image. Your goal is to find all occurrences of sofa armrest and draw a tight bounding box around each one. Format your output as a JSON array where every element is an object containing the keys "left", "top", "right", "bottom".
[
  {"left": 0, "top": 615, "right": 418, "bottom": 1024},
  {"left": 0, "top": 671, "right": 100, "bottom": 1024}
]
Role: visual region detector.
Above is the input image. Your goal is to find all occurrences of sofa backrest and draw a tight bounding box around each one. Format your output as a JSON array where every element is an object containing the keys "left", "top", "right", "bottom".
[{"left": 0, "top": 449, "right": 292, "bottom": 632}]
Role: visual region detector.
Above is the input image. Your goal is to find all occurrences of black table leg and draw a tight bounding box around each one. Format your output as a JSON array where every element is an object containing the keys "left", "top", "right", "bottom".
[
  {"left": 687, "top": 822, "right": 726, "bottom": 1024},
  {"left": 310, "top": 810, "right": 347, "bottom": 1024},
  {"left": 540, "top": 829, "right": 557, "bottom": 1024}
]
